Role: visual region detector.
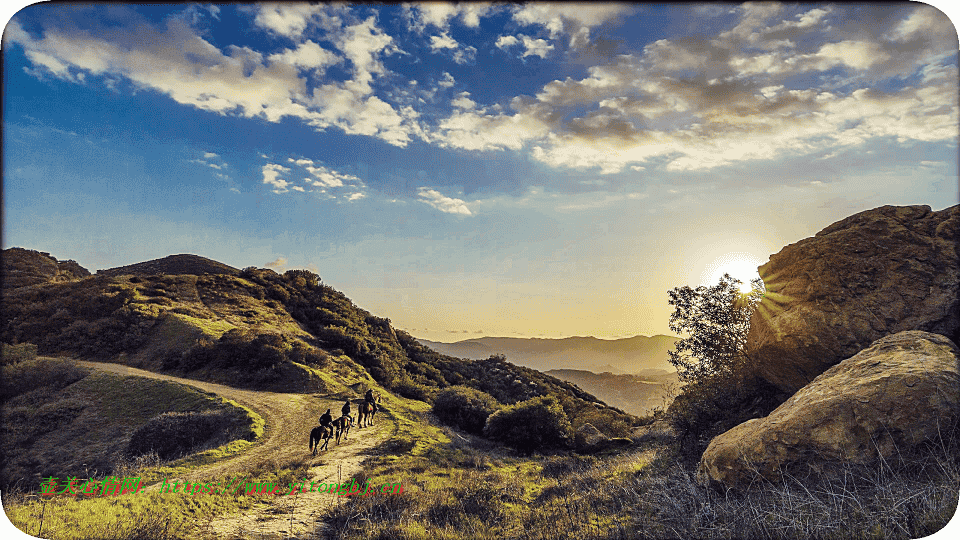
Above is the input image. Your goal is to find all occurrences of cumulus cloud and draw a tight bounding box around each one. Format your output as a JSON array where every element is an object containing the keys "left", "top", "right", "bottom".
[
  {"left": 265, "top": 257, "right": 287, "bottom": 268},
  {"left": 262, "top": 163, "right": 291, "bottom": 193},
  {"left": 428, "top": 32, "right": 477, "bottom": 64},
  {"left": 511, "top": 2, "right": 634, "bottom": 48},
  {"left": 497, "top": 34, "right": 553, "bottom": 58},
  {"left": 417, "top": 188, "right": 472, "bottom": 215},
  {"left": 405, "top": 2, "right": 497, "bottom": 32},
  {"left": 6, "top": 6, "right": 423, "bottom": 148},
  {"left": 435, "top": 3, "right": 958, "bottom": 174}
]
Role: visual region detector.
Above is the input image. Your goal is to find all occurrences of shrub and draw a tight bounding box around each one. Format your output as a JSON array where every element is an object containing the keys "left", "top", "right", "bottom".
[
  {"left": 432, "top": 386, "right": 501, "bottom": 435},
  {"left": 483, "top": 395, "right": 572, "bottom": 454},
  {"left": 1, "top": 342, "right": 37, "bottom": 365},
  {"left": 126, "top": 409, "right": 252, "bottom": 460}
]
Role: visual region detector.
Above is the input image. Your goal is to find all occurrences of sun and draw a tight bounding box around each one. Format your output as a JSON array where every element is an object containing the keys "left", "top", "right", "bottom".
[{"left": 701, "top": 252, "right": 764, "bottom": 293}]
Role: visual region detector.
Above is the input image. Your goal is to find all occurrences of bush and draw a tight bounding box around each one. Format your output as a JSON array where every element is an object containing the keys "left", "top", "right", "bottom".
[
  {"left": 1, "top": 357, "right": 90, "bottom": 401},
  {"left": 1, "top": 342, "right": 37, "bottom": 365},
  {"left": 432, "top": 386, "right": 501, "bottom": 435},
  {"left": 127, "top": 409, "right": 252, "bottom": 460},
  {"left": 483, "top": 395, "right": 572, "bottom": 454}
]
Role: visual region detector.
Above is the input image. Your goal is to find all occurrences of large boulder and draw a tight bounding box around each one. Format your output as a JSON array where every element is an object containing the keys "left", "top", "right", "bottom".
[
  {"left": 748, "top": 204, "right": 959, "bottom": 394},
  {"left": 697, "top": 331, "right": 960, "bottom": 490}
]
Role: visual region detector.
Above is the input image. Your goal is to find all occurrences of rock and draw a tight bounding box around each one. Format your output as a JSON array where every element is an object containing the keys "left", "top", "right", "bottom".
[
  {"left": 747, "top": 204, "right": 959, "bottom": 394},
  {"left": 574, "top": 422, "right": 609, "bottom": 452},
  {"left": 697, "top": 331, "right": 960, "bottom": 490}
]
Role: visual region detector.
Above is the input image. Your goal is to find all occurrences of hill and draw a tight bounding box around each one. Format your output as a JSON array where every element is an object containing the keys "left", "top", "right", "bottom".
[
  {"left": 96, "top": 254, "right": 240, "bottom": 277},
  {"left": 1, "top": 247, "right": 91, "bottom": 289},
  {"left": 545, "top": 368, "right": 678, "bottom": 417},
  {"left": 418, "top": 334, "right": 680, "bottom": 374},
  {"left": 1, "top": 249, "right": 636, "bottom": 440}
]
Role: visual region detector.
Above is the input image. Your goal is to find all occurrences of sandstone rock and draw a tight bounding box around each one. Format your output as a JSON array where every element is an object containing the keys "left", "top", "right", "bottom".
[
  {"left": 748, "top": 204, "right": 959, "bottom": 394},
  {"left": 574, "top": 422, "right": 609, "bottom": 452},
  {"left": 698, "top": 331, "right": 960, "bottom": 490}
]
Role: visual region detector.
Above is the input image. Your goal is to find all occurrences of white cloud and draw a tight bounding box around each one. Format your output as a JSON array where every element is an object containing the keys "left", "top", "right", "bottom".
[
  {"left": 405, "top": 2, "right": 497, "bottom": 32},
  {"left": 417, "top": 188, "right": 472, "bottom": 215},
  {"left": 438, "top": 71, "right": 455, "bottom": 88},
  {"left": 262, "top": 163, "right": 291, "bottom": 193},
  {"left": 495, "top": 35, "right": 519, "bottom": 50},
  {"left": 520, "top": 35, "right": 553, "bottom": 58},
  {"left": 203, "top": 151, "right": 218, "bottom": 159},
  {"left": 265, "top": 256, "right": 288, "bottom": 268},
  {"left": 268, "top": 40, "right": 339, "bottom": 70},
  {"left": 511, "top": 3, "right": 634, "bottom": 47}
]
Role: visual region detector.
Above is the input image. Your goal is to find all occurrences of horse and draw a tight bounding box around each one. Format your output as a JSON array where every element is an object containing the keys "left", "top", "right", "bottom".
[
  {"left": 309, "top": 425, "right": 333, "bottom": 455},
  {"left": 357, "top": 396, "right": 380, "bottom": 428},
  {"left": 332, "top": 415, "right": 353, "bottom": 444}
]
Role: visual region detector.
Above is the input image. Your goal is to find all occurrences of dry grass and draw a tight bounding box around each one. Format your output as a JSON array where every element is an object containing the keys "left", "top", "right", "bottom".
[{"left": 320, "top": 430, "right": 959, "bottom": 540}]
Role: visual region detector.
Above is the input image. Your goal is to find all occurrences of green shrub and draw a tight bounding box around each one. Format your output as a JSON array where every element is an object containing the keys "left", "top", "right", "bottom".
[
  {"left": 1, "top": 342, "right": 37, "bottom": 365},
  {"left": 127, "top": 409, "right": 253, "bottom": 460},
  {"left": 483, "top": 395, "right": 572, "bottom": 454},
  {"left": 1, "top": 357, "right": 89, "bottom": 401},
  {"left": 432, "top": 386, "right": 500, "bottom": 435}
]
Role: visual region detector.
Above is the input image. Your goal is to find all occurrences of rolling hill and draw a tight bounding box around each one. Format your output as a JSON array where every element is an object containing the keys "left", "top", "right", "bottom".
[{"left": 1, "top": 247, "right": 636, "bottom": 440}]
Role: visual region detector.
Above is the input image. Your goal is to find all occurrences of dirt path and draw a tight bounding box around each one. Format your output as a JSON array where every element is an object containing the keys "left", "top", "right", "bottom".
[{"left": 78, "top": 361, "right": 387, "bottom": 539}]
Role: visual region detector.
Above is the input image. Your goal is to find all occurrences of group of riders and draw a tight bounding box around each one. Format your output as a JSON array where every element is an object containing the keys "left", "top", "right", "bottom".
[{"left": 318, "top": 389, "right": 378, "bottom": 437}]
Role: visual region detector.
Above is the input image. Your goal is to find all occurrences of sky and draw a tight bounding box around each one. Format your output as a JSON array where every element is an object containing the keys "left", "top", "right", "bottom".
[{"left": 2, "top": 2, "right": 958, "bottom": 343}]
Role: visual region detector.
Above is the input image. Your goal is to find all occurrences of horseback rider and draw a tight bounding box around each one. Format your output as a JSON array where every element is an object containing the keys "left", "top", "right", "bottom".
[
  {"left": 364, "top": 389, "right": 378, "bottom": 414},
  {"left": 319, "top": 408, "right": 333, "bottom": 432},
  {"left": 341, "top": 399, "right": 352, "bottom": 422}
]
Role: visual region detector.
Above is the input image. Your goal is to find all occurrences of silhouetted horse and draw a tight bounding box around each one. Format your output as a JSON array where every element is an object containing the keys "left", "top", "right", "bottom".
[
  {"left": 333, "top": 415, "right": 352, "bottom": 444},
  {"left": 358, "top": 397, "right": 380, "bottom": 428},
  {"left": 309, "top": 425, "right": 333, "bottom": 455}
]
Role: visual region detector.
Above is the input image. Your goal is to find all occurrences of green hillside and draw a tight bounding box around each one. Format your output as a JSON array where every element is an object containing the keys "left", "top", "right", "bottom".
[{"left": 1, "top": 249, "right": 635, "bottom": 438}]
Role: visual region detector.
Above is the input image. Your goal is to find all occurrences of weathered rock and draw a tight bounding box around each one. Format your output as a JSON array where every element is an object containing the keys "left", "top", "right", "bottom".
[
  {"left": 698, "top": 331, "right": 960, "bottom": 490},
  {"left": 748, "top": 204, "right": 959, "bottom": 394},
  {"left": 574, "top": 422, "right": 609, "bottom": 452}
]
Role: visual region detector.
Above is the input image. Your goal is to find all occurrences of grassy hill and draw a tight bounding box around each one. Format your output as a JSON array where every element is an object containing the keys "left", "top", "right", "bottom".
[{"left": 1, "top": 248, "right": 635, "bottom": 437}]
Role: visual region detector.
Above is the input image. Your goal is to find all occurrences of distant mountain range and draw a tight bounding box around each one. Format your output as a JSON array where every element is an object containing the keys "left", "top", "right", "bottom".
[
  {"left": 417, "top": 335, "right": 680, "bottom": 375},
  {"left": 544, "top": 369, "right": 678, "bottom": 417}
]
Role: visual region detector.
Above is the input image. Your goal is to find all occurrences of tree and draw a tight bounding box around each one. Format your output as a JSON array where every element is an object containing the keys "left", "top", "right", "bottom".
[
  {"left": 665, "top": 274, "right": 773, "bottom": 459},
  {"left": 667, "top": 273, "right": 764, "bottom": 384}
]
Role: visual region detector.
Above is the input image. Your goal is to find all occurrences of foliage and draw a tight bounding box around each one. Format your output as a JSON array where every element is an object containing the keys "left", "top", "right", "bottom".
[
  {"left": 1, "top": 342, "right": 38, "bottom": 365},
  {"left": 483, "top": 395, "right": 572, "bottom": 453},
  {"left": 665, "top": 273, "right": 779, "bottom": 458},
  {"left": 666, "top": 273, "right": 764, "bottom": 383},
  {"left": 1, "top": 356, "right": 90, "bottom": 402},
  {"left": 432, "top": 386, "right": 501, "bottom": 435},
  {"left": 127, "top": 409, "right": 254, "bottom": 460}
]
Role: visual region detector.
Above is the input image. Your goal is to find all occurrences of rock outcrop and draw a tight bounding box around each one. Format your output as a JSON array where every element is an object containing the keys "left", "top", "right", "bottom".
[
  {"left": 1, "top": 247, "right": 91, "bottom": 289},
  {"left": 747, "top": 204, "right": 959, "bottom": 394},
  {"left": 698, "top": 331, "right": 960, "bottom": 490}
]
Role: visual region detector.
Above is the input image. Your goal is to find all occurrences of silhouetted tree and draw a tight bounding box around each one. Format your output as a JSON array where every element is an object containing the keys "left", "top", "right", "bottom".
[{"left": 666, "top": 273, "right": 764, "bottom": 383}]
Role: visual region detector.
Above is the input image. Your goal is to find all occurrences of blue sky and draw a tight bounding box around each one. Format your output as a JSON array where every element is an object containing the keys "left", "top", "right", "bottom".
[{"left": 2, "top": 2, "right": 958, "bottom": 342}]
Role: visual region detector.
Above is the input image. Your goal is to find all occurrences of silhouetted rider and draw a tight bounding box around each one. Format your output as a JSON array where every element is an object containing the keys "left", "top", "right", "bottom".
[
  {"left": 364, "top": 389, "right": 378, "bottom": 414},
  {"left": 319, "top": 408, "right": 333, "bottom": 431},
  {"left": 341, "top": 399, "right": 352, "bottom": 420}
]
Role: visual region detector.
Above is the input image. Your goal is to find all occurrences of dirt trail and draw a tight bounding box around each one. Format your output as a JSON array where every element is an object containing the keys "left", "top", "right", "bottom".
[{"left": 79, "top": 361, "right": 387, "bottom": 539}]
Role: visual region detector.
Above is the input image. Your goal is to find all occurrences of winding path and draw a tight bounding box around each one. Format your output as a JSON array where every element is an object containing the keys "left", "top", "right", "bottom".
[{"left": 78, "top": 361, "right": 387, "bottom": 539}]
